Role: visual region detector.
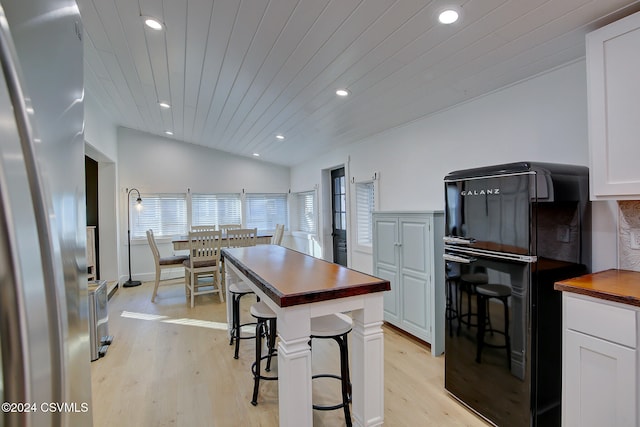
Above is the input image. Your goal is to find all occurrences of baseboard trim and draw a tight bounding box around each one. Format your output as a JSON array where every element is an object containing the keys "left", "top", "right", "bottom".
[{"left": 383, "top": 321, "right": 431, "bottom": 351}]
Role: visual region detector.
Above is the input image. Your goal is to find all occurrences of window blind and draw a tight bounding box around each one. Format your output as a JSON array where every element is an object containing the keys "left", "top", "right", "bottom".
[
  {"left": 192, "top": 193, "right": 241, "bottom": 227},
  {"left": 131, "top": 193, "right": 187, "bottom": 239},
  {"left": 356, "top": 182, "right": 375, "bottom": 246},
  {"left": 245, "top": 193, "right": 288, "bottom": 233},
  {"left": 295, "top": 191, "right": 316, "bottom": 234}
]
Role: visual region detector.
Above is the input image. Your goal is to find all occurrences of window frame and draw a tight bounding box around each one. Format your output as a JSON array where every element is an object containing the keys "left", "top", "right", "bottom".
[
  {"left": 353, "top": 177, "right": 378, "bottom": 253},
  {"left": 128, "top": 190, "right": 291, "bottom": 242},
  {"left": 244, "top": 192, "right": 289, "bottom": 234},
  {"left": 191, "top": 192, "right": 242, "bottom": 228},
  {"left": 292, "top": 189, "right": 317, "bottom": 235},
  {"left": 129, "top": 192, "right": 188, "bottom": 240}
]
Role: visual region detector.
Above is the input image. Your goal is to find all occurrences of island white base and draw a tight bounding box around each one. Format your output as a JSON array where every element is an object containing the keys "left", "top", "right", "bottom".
[{"left": 225, "top": 260, "right": 386, "bottom": 426}]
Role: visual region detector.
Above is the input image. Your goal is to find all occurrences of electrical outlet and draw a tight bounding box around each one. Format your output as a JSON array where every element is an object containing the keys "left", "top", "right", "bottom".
[
  {"left": 556, "top": 225, "right": 570, "bottom": 243},
  {"left": 630, "top": 229, "right": 640, "bottom": 249}
]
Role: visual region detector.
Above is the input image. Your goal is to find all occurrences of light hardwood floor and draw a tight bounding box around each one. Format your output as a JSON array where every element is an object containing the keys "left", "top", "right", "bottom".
[{"left": 91, "top": 280, "right": 489, "bottom": 426}]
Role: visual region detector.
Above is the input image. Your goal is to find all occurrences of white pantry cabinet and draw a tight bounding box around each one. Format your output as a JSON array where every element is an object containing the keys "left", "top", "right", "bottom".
[
  {"left": 372, "top": 211, "right": 445, "bottom": 356},
  {"left": 561, "top": 293, "right": 638, "bottom": 427},
  {"left": 587, "top": 11, "right": 640, "bottom": 199}
]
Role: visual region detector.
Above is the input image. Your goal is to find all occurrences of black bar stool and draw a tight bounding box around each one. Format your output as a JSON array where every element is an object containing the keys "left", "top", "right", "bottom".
[
  {"left": 475, "top": 284, "right": 511, "bottom": 368},
  {"left": 229, "top": 281, "right": 256, "bottom": 359},
  {"left": 248, "top": 308, "right": 353, "bottom": 425},
  {"left": 445, "top": 272, "right": 460, "bottom": 337},
  {"left": 457, "top": 271, "right": 489, "bottom": 334},
  {"left": 250, "top": 301, "right": 278, "bottom": 406},
  {"left": 310, "top": 313, "right": 353, "bottom": 427}
]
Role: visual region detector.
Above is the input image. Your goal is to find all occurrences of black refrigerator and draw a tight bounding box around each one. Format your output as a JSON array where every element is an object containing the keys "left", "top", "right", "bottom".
[{"left": 443, "top": 162, "right": 591, "bottom": 426}]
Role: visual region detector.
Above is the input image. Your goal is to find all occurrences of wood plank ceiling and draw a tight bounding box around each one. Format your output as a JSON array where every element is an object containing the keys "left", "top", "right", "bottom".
[{"left": 78, "top": 0, "right": 640, "bottom": 166}]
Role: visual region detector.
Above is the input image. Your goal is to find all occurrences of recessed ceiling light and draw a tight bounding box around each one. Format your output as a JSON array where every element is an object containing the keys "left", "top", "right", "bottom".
[
  {"left": 336, "top": 89, "right": 350, "bottom": 97},
  {"left": 144, "top": 17, "right": 164, "bottom": 30},
  {"left": 438, "top": 9, "right": 459, "bottom": 24},
  {"left": 276, "top": 134, "right": 285, "bottom": 140},
  {"left": 159, "top": 101, "right": 170, "bottom": 109},
  {"left": 253, "top": 153, "right": 260, "bottom": 157},
  {"left": 165, "top": 130, "right": 173, "bottom": 136}
]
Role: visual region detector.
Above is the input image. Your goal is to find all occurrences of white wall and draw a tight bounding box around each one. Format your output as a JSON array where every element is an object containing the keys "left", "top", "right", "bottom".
[
  {"left": 291, "top": 60, "right": 617, "bottom": 274},
  {"left": 84, "top": 95, "right": 120, "bottom": 283},
  {"left": 118, "top": 127, "right": 291, "bottom": 283},
  {"left": 85, "top": 95, "right": 118, "bottom": 161}
]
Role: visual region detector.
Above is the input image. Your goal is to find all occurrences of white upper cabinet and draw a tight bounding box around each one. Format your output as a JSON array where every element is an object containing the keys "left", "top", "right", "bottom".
[{"left": 587, "top": 11, "right": 640, "bottom": 200}]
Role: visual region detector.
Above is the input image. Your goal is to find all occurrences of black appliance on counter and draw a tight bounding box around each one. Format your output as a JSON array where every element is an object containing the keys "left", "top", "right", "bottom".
[{"left": 443, "top": 162, "right": 591, "bottom": 426}]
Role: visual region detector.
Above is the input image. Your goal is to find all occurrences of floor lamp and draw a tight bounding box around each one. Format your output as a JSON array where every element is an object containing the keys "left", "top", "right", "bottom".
[{"left": 123, "top": 188, "right": 142, "bottom": 287}]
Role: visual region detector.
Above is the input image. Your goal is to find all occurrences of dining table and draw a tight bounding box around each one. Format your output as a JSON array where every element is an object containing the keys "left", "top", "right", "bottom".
[
  {"left": 221, "top": 244, "right": 390, "bottom": 427},
  {"left": 170, "top": 232, "right": 272, "bottom": 251}
]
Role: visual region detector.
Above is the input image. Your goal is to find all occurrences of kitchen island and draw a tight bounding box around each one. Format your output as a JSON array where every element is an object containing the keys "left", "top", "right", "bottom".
[
  {"left": 555, "top": 269, "right": 640, "bottom": 427},
  {"left": 221, "top": 245, "right": 390, "bottom": 427}
]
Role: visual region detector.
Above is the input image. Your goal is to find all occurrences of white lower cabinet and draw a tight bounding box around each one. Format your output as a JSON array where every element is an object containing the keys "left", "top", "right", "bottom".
[
  {"left": 372, "top": 211, "right": 444, "bottom": 356},
  {"left": 562, "top": 293, "right": 638, "bottom": 426}
]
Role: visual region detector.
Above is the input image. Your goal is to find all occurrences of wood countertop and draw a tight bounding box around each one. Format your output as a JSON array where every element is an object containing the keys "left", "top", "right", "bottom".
[
  {"left": 221, "top": 245, "right": 390, "bottom": 307},
  {"left": 554, "top": 269, "right": 640, "bottom": 307}
]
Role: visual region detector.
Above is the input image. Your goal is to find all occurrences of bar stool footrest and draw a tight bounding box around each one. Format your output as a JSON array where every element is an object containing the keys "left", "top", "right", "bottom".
[
  {"left": 251, "top": 353, "right": 279, "bottom": 378},
  {"left": 312, "top": 373, "right": 351, "bottom": 411},
  {"left": 481, "top": 329, "right": 508, "bottom": 348},
  {"left": 230, "top": 321, "right": 258, "bottom": 343}
]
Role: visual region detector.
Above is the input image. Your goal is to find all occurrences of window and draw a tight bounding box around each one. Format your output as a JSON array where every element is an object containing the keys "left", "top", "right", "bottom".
[
  {"left": 131, "top": 193, "right": 187, "bottom": 239},
  {"left": 294, "top": 190, "right": 316, "bottom": 234},
  {"left": 355, "top": 181, "right": 375, "bottom": 246},
  {"left": 245, "top": 193, "right": 288, "bottom": 233},
  {"left": 192, "top": 193, "right": 241, "bottom": 227}
]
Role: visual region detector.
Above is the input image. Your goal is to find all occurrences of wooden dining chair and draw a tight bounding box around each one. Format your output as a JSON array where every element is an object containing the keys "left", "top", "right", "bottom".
[
  {"left": 192, "top": 225, "right": 217, "bottom": 232},
  {"left": 226, "top": 227, "right": 259, "bottom": 356},
  {"left": 218, "top": 223, "right": 242, "bottom": 234},
  {"left": 183, "top": 229, "right": 224, "bottom": 307},
  {"left": 226, "top": 228, "right": 258, "bottom": 248},
  {"left": 271, "top": 224, "right": 285, "bottom": 245},
  {"left": 146, "top": 229, "right": 189, "bottom": 302}
]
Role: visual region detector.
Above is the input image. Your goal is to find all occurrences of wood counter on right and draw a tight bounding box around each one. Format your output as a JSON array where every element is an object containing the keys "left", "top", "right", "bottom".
[
  {"left": 554, "top": 269, "right": 640, "bottom": 427},
  {"left": 554, "top": 268, "right": 640, "bottom": 307}
]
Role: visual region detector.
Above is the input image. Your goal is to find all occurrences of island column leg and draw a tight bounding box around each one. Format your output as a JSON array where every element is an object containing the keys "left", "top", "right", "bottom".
[
  {"left": 276, "top": 306, "right": 313, "bottom": 427},
  {"left": 351, "top": 294, "right": 385, "bottom": 427}
]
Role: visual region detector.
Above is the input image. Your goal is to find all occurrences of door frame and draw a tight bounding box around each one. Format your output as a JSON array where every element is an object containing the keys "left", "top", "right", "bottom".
[
  {"left": 85, "top": 142, "right": 119, "bottom": 284},
  {"left": 320, "top": 162, "right": 350, "bottom": 265},
  {"left": 330, "top": 167, "right": 347, "bottom": 266}
]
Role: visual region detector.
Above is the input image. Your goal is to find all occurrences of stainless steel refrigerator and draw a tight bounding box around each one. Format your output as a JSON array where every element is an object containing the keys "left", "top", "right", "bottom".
[
  {"left": 0, "top": 0, "right": 92, "bottom": 426},
  {"left": 443, "top": 162, "right": 590, "bottom": 426}
]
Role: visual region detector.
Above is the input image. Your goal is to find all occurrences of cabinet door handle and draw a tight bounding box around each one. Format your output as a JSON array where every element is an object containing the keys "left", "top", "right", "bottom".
[{"left": 394, "top": 242, "right": 402, "bottom": 247}]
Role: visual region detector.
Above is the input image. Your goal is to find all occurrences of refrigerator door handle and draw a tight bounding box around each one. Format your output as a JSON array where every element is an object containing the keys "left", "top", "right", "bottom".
[
  {"left": 445, "top": 245, "right": 538, "bottom": 263},
  {"left": 443, "top": 236, "right": 476, "bottom": 245},
  {"left": 443, "top": 253, "right": 476, "bottom": 264}
]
